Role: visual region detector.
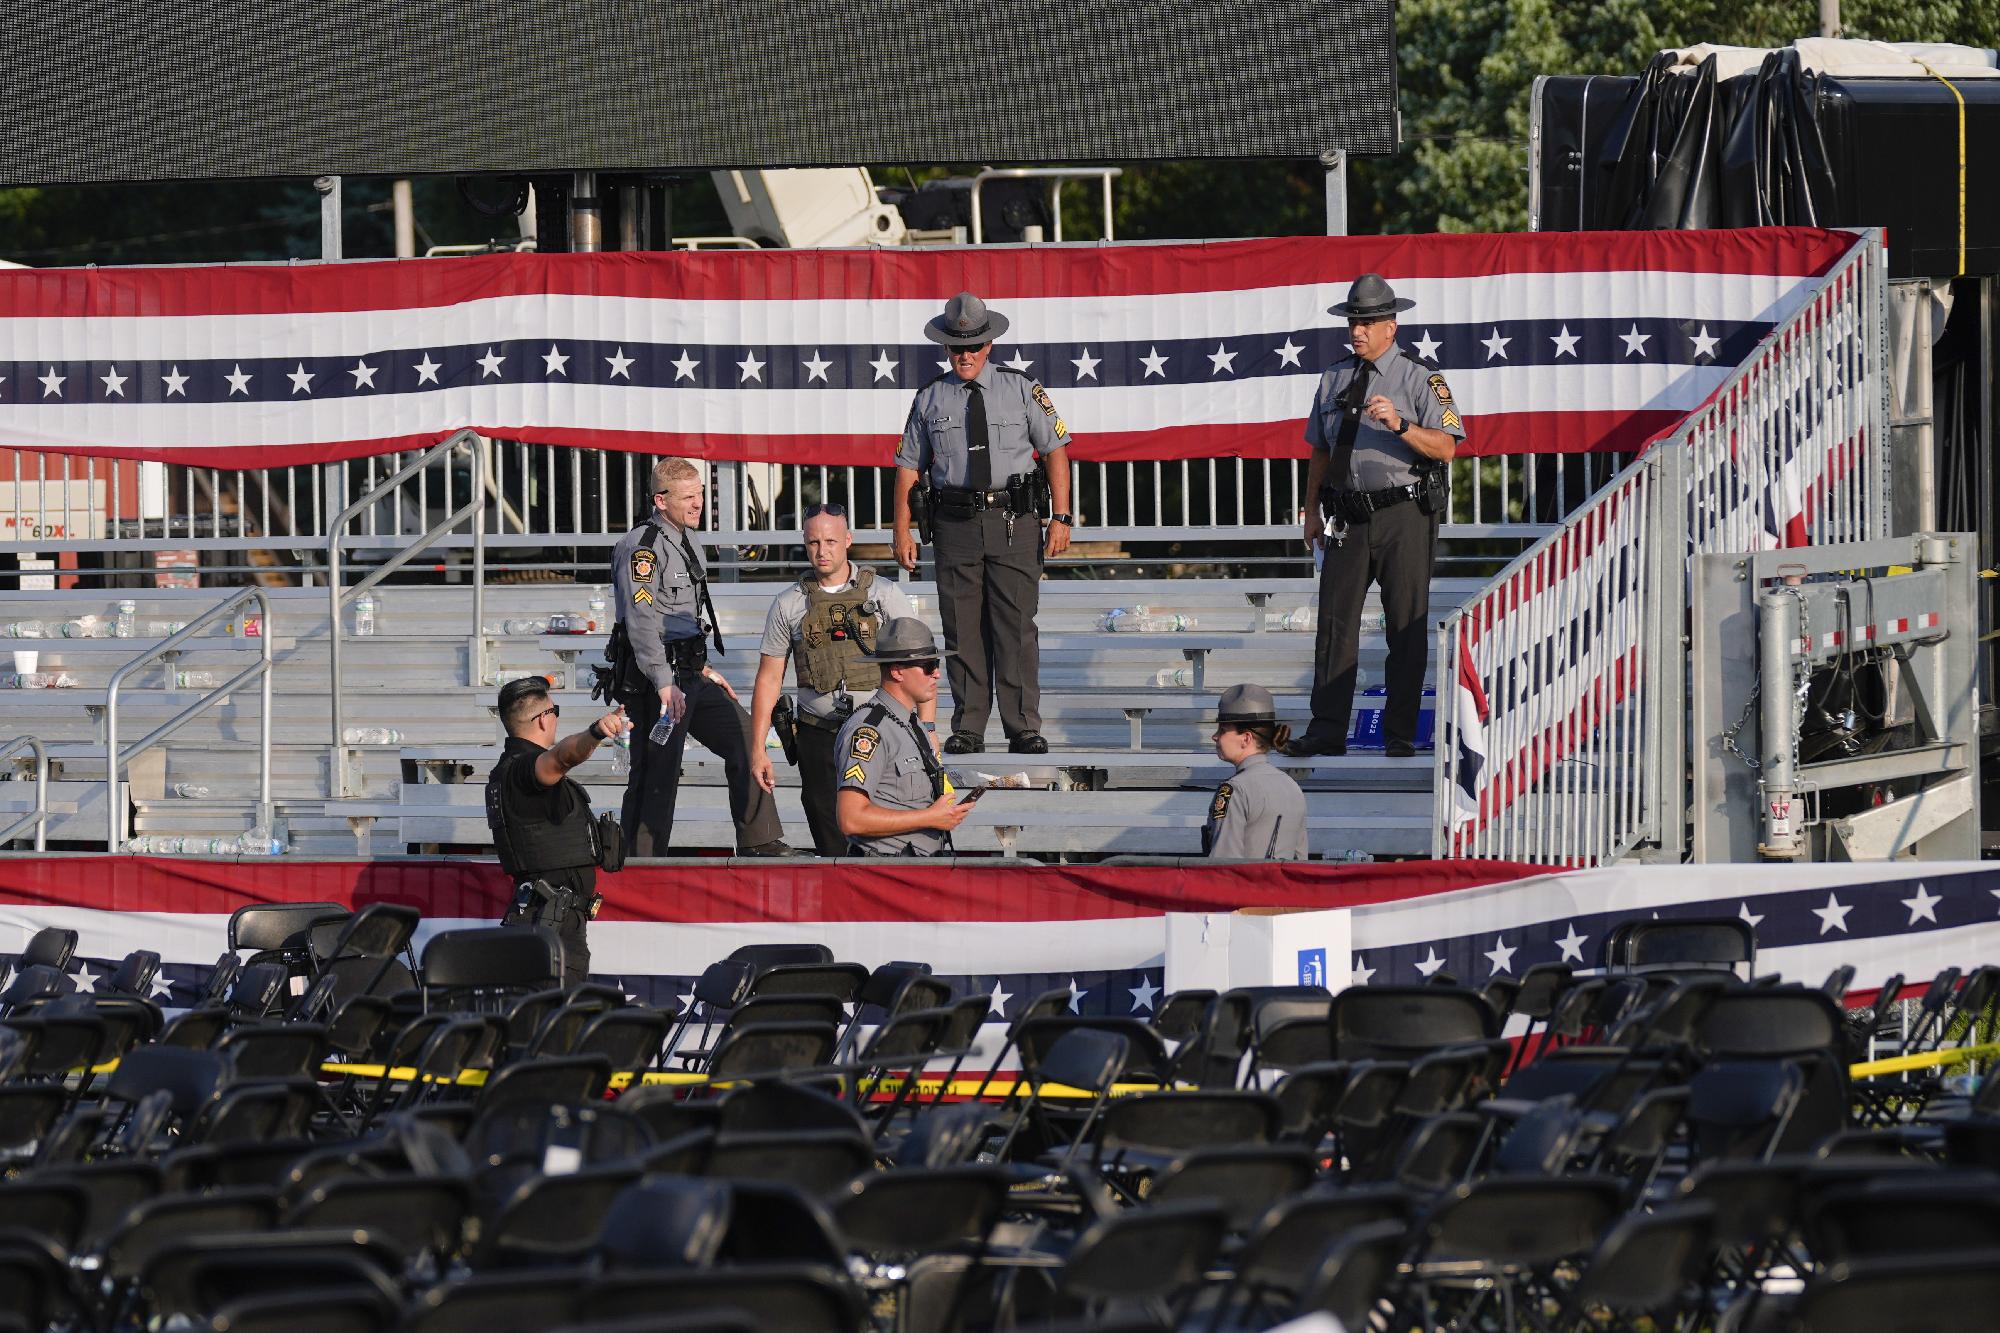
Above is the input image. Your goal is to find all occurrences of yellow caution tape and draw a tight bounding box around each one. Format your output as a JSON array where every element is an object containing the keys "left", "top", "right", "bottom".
[{"left": 1849, "top": 1039, "right": 2000, "bottom": 1080}]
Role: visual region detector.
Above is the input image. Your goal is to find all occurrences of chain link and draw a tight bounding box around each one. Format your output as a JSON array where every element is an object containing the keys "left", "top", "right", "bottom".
[{"left": 1721, "top": 583, "right": 1813, "bottom": 777}]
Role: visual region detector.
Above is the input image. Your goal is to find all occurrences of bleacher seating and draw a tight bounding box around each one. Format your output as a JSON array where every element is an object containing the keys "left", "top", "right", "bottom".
[
  {"left": 0, "top": 578, "right": 1478, "bottom": 857},
  {"left": 0, "top": 912, "right": 1989, "bottom": 1330}
]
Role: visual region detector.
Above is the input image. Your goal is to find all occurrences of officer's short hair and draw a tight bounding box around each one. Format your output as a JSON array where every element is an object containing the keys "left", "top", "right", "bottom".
[
  {"left": 651, "top": 458, "right": 700, "bottom": 495},
  {"left": 499, "top": 676, "right": 552, "bottom": 732}
]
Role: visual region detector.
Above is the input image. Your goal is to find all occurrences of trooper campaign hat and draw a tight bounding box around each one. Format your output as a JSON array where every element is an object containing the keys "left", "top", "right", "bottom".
[
  {"left": 924, "top": 291, "right": 1011, "bottom": 346},
  {"left": 862, "top": 617, "right": 955, "bottom": 664},
  {"left": 1216, "top": 683, "right": 1280, "bottom": 725},
  {"left": 1328, "top": 272, "right": 1417, "bottom": 319}
]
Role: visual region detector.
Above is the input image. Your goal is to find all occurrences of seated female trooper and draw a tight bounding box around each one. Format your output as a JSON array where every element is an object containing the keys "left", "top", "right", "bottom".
[{"left": 1205, "top": 684, "right": 1308, "bottom": 860}]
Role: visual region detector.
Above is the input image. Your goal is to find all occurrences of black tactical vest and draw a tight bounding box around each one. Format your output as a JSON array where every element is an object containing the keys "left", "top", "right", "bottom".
[{"left": 485, "top": 745, "right": 599, "bottom": 881}]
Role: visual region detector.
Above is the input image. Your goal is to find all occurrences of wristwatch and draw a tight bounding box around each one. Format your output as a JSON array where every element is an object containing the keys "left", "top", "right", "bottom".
[
  {"left": 588, "top": 720, "right": 608, "bottom": 740},
  {"left": 1391, "top": 419, "right": 1411, "bottom": 437},
  {"left": 1050, "top": 513, "right": 1074, "bottom": 525}
]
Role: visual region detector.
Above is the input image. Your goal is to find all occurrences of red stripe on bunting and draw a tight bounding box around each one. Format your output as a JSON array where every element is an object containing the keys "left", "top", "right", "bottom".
[
  {"left": 0, "top": 856, "right": 1548, "bottom": 923},
  {"left": 0, "top": 230, "right": 1858, "bottom": 318}
]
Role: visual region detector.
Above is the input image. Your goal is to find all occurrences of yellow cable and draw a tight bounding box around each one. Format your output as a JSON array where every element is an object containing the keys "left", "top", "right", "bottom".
[{"left": 1912, "top": 58, "right": 1967, "bottom": 279}]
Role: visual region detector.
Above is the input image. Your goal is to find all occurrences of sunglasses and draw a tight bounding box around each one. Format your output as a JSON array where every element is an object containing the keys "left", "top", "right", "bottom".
[
  {"left": 898, "top": 659, "right": 941, "bottom": 675},
  {"left": 949, "top": 343, "right": 987, "bottom": 355},
  {"left": 529, "top": 704, "right": 560, "bottom": 724},
  {"left": 804, "top": 502, "right": 847, "bottom": 519}
]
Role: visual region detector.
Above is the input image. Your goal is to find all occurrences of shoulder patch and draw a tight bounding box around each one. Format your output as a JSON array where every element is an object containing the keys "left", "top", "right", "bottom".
[
  {"left": 1210, "top": 782, "right": 1233, "bottom": 822},
  {"left": 630, "top": 547, "right": 657, "bottom": 583},
  {"left": 1427, "top": 372, "right": 1453, "bottom": 406},
  {"left": 842, "top": 763, "right": 868, "bottom": 785},
  {"left": 849, "top": 726, "right": 880, "bottom": 762},
  {"left": 1031, "top": 383, "right": 1057, "bottom": 418}
]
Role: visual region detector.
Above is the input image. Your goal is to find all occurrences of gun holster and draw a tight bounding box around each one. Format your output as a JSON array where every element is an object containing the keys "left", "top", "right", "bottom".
[
  {"left": 504, "top": 878, "right": 603, "bottom": 931},
  {"left": 772, "top": 695, "right": 801, "bottom": 767},
  {"left": 1415, "top": 463, "right": 1450, "bottom": 517},
  {"left": 911, "top": 483, "right": 936, "bottom": 546}
]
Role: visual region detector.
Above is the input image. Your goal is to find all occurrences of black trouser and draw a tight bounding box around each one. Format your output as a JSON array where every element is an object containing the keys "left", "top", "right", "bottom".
[
  {"left": 623, "top": 674, "right": 783, "bottom": 855},
  {"left": 796, "top": 719, "right": 844, "bottom": 857},
  {"left": 1309, "top": 498, "right": 1437, "bottom": 747},
  {"left": 555, "top": 915, "right": 589, "bottom": 989},
  {"left": 934, "top": 508, "right": 1042, "bottom": 739}
]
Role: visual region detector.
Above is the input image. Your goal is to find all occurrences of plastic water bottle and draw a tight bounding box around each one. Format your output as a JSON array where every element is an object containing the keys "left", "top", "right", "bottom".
[
  {"left": 173, "top": 670, "right": 218, "bottom": 689},
  {"left": 504, "top": 618, "right": 548, "bottom": 635},
  {"left": 649, "top": 712, "right": 675, "bottom": 746},
  {"left": 238, "top": 824, "right": 285, "bottom": 856},
  {"left": 1158, "top": 613, "right": 1198, "bottom": 632},
  {"left": 587, "top": 590, "right": 607, "bottom": 632},
  {"left": 7, "top": 621, "right": 42, "bottom": 639},
  {"left": 1154, "top": 666, "right": 1191, "bottom": 688},
  {"left": 342, "top": 726, "right": 403, "bottom": 745},
  {"left": 352, "top": 593, "right": 376, "bottom": 637},
  {"left": 609, "top": 732, "right": 630, "bottom": 776},
  {"left": 1277, "top": 606, "right": 1315, "bottom": 632},
  {"left": 1359, "top": 610, "right": 1386, "bottom": 635},
  {"left": 1098, "top": 605, "right": 1152, "bottom": 632},
  {"left": 114, "top": 600, "right": 136, "bottom": 638},
  {"left": 172, "top": 783, "right": 211, "bottom": 799},
  {"left": 60, "top": 616, "right": 103, "bottom": 638}
]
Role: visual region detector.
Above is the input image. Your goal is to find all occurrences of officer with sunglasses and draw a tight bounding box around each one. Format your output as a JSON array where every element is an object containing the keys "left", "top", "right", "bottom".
[
  {"left": 835, "top": 619, "right": 976, "bottom": 856},
  {"left": 748, "top": 501, "right": 930, "bottom": 855},
  {"left": 893, "top": 292, "right": 1074, "bottom": 757}
]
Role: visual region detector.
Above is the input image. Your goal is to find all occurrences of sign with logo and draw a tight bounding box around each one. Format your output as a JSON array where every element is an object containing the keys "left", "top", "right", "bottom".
[{"left": 1297, "top": 947, "right": 1327, "bottom": 988}]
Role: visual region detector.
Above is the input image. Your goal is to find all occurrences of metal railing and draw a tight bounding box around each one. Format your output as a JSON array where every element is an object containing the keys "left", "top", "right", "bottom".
[
  {"left": 968, "top": 167, "right": 1123, "bottom": 244},
  {"left": 327, "top": 430, "right": 485, "bottom": 796},
  {"left": 0, "top": 736, "right": 49, "bottom": 851},
  {"left": 1435, "top": 229, "right": 1890, "bottom": 865},
  {"left": 105, "top": 588, "right": 273, "bottom": 852}
]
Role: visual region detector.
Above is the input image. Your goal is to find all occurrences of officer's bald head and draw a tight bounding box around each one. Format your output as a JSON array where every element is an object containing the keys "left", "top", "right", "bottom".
[{"left": 803, "top": 506, "right": 852, "bottom": 577}]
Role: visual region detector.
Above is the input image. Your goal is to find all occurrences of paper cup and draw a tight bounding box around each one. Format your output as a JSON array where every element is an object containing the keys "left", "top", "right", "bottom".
[{"left": 11, "top": 652, "right": 37, "bottom": 675}]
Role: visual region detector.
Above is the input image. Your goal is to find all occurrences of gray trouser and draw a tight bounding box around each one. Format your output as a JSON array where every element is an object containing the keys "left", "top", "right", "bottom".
[
  {"left": 1309, "top": 499, "right": 1437, "bottom": 746},
  {"left": 934, "top": 510, "right": 1042, "bottom": 738}
]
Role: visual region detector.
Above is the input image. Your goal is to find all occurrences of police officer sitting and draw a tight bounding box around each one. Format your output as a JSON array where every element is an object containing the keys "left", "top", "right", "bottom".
[
  {"left": 748, "top": 503, "right": 931, "bottom": 857},
  {"left": 486, "top": 676, "right": 630, "bottom": 987},
  {"left": 835, "top": 618, "right": 976, "bottom": 856},
  {"left": 1286, "top": 273, "right": 1464, "bottom": 760},
  {"left": 611, "top": 457, "right": 791, "bottom": 857},
  {"left": 1205, "top": 683, "right": 1309, "bottom": 860},
  {"left": 893, "top": 291, "right": 1075, "bottom": 757}
]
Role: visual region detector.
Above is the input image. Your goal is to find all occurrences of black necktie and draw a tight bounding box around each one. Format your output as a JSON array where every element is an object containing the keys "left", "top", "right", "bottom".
[
  {"left": 1332, "top": 358, "right": 1374, "bottom": 490},
  {"left": 965, "top": 382, "right": 992, "bottom": 491},
  {"left": 677, "top": 529, "right": 725, "bottom": 656}
]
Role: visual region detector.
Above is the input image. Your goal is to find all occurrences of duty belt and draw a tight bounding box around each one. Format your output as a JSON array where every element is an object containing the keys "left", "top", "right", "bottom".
[
  {"left": 1323, "top": 481, "right": 1422, "bottom": 517},
  {"left": 935, "top": 485, "right": 1028, "bottom": 514}
]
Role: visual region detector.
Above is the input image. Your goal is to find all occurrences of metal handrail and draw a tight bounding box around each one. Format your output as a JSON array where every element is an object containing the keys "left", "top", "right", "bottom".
[
  {"left": 0, "top": 736, "right": 49, "bottom": 851},
  {"left": 105, "top": 588, "right": 274, "bottom": 853},
  {"left": 970, "top": 168, "right": 1122, "bottom": 244},
  {"left": 327, "top": 429, "right": 485, "bottom": 796}
]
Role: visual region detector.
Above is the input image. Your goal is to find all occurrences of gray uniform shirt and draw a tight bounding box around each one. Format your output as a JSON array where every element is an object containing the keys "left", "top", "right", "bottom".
[
  {"left": 894, "top": 362, "right": 1068, "bottom": 488},
  {"left": 611, "top": 517, "right": 707, "bottom": 692},
  {"left": 1205, "top": 752, "right": 1309, "bottom": 860},
  {"left": 1304, "top": 342, "right": 1465, "bottom": 490},
  {"left": 835, "top": 688, "right": 944, "bottom": 856},
  {"left": 758, "top": 572, "right": 919, "bottom": 723}
]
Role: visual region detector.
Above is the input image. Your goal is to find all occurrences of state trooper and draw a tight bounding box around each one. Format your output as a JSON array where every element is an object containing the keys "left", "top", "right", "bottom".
[
  {"left": 834, "top": 618, "right": 976, "bottom": 856},
  {"left": 893, "top": 291, "right": 1075, "bottom": 757},
  {"left": 1286, "top": 274, "right": 1465, "bottom": 760},
  {"left": 747, "top": 502, "right": 930, "bottom": 856},
  {"left": 485, "top": 676, "right": 630, "bottom": 985},
  {"left": 610, "top": 457, "right": 790, "bottom": 857},
  {"left": 1204, "top": 683, "right": 1308, "bottom": 860}
]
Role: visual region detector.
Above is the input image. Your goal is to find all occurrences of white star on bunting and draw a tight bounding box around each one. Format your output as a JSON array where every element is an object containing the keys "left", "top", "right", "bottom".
[
  {"left": 1275, "top": 338, "right": 1304, "bottom": 368},
  {"left": 1071, "top": 348, "right": 1100, "bottom": 380},
  {"left": 162, "top": 366, "right": 189, "bottom": 396},
  {"left": 224, "top": 365, "right": 252, "bottom": 396},
  {"left": 1351, "top": 955, "right": 1376, "bottom": 986},
  {"left": 1554, "top": 923, "right": 1588, "bottom": 964},
  {"left": 870, "top": 351, "right": 898, "bottom": 382},
  {"left": 737, "top": 351, "right": 765, "bottom": 383},
  {"left": 1002, "top": 353, "right": 1033, "bottom": 374},
  {"left": 1140, "top": 347, "right": 1169, "bottom": 378},
  {"left": 1551, "top": 326, "right": 1581, "bottom": 358},
  {"left": 1128, "top": 975, "right": 1160, "bottom": 1013},
  {"left": 1619, "top": 324, "right": 1651, "bottom": 357},
  {"left": 1411, "top": 331, "right": 1442, "bottom": 362},
  {"left": 1481, "top": 328, "right": 1511, "bottom": 361},
  {"left": 1484, "top": 937, "right": 1517, "bottom": 976},
  {"left": 671, "top": 350, "right": 699, "bottom": 382},
  {"left": 1208, "top": 343, "right": 1237, "bottom": 375},
  {"left": 348, "top": 360, "right": 377, "bottom": 390},
  {"left": 100, "top": 367, "right": 128, "bottom": 397},
  {"left": 72, "top": 963, "right": 98, "bottom": 992},
  {"left": 288, "top": 363, "right": 315, "bottom": 395},
  {"left": 477, "top": 348, "right": 505, "bottom": 378},
  {"left": 802, "top": 350, "right": 831, "bottom": 384},
  {"left": 1902, "top": 883, "right": 1942, "bottom": 925},
  {"left": 988, "top": 980, "right": 1013, "bottom": 1016},
  {"left": 1812, "top": 892, "right": 1853, "bottom": 935},
  {"left": 1690, "top": 326, "right": 1720, "bottom": 360},
  {"left": 149, "top": 971, "right": 174, "bottom": 999},
  {"left": 1415, "top": 947, "right": 1446, "bottom": 978},
  {"left": 543, "top": 344, "right": 570, "bottom": 376},
  {"left": 605, "top": 348, "right": 634, "bottom": 380},
  {"left": 1739, "top": 902, "right": 1765, "bottom": 931},
  {"left": 38, "top": 368, "right": 64, "bottom": 398},
  {"left": 1066, "top": 977, "right": 1088, "bottom": 1013},
  {"left": 413, "top": 354, "right": 441, "bottom": 385}
]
